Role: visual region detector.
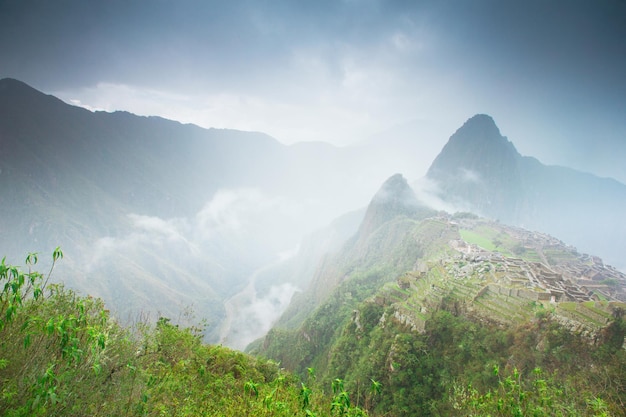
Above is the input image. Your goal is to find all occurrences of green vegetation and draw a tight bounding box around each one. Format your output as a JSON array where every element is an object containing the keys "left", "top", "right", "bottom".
[
  {"left": 0, "top": 252, "right": 369, "bottom": 417},
  {"left": 460, "top": 228, "right": 499, "bottom": 252},
  {"left": 256, "top": 211, "right": 626, "bottom": 416},
  {"left": 258, "top": 263, "right": 626, "bottom": 416},
  {"left": 453, "top": 366, "right": 614, "bottom": 416},
  {"left": 3, "top": 243, "right": 625, "bottom": 416},
  {"left": 275, "top": 299, "right": 623, "bottom": 415}
]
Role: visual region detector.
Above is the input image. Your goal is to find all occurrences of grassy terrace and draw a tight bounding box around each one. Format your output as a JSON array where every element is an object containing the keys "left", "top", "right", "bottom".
[
  {"left": 557, "top": 302, "right": 611, "bottom": 327},
  {"left": 460, "top": 228, "right": 498, "bottom": 251},
  {"left": 459, "top": 224, "right": 517, "bottom": 254},
  {"left": 544, "top": 247, "right": 580, "bottom": 264},
  {"left": 472, "top": 289, "right": 535, "bottom": 323}
]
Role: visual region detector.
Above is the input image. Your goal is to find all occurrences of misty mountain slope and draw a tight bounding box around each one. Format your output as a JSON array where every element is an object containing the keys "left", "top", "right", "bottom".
[
  {"left": 0, "top": 78, "right": 288, "bottom": 219},
  {"left": 216, "top": 207, "right": 366, "bottom": 350},
  {"left": 254, "top": 207, "right": 367, "bottom": 296},
  {"left": 267, "top": 174, "right": 437, "bottom": 331},
  {"left": 253, "top": 181, "right": 626, "bottom": 414},
  {"left": 3, "top": 82, "right": 347, "bottom": 342},
  {"left": 425, "top": 114, "right": 626, "bottom": 269},
  {"left": 356, "top": 173, "right": 435, "bottom": 241},
  {"left": 0, "top": 78, "right": 296, "bottom": 334},
  {"left": 1, "top": 78, "right": 425, "bottom": 343}
]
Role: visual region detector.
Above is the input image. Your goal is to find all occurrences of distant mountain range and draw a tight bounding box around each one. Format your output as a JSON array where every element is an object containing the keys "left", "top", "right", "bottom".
[
  {"left": 1, "top": 79, "right": 625, "bottom": 344},
  {"left": 0, "top": 78, "right": 406, "bottom": 340}
]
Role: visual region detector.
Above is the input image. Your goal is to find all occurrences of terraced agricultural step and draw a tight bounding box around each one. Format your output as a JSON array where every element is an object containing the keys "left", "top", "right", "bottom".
[
  {"left": 472, "top": 300, "right": 515, "bottom": 323},
  {"left": 473, "top": 291, "right": 533, "bottom": 322}
]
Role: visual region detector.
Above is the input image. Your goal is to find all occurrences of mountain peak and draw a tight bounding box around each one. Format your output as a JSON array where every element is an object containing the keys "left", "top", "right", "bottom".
[
  {"left": 371, "top": 173, "right": 416, "bottom": 205},
  {"left": 424, "top": 115, "right": 523, "bottom": 221},
  {"left": 427, "top": 114, "right": 520, "bottom": 179},
  {"left": 0, "top": 78, "right": 66, "bottom": 111},
  {"left": 457, "top": 113, "right": 500, "bottom": 136},
  {"left": 356, "top": 174, "right": 432, "bottom": 240},
  {"left": 0, "top": 77, "right": 31, "bottom": 88},
  {"left": 428, "top": 114, "right": 519, "bottom": 174},
  {"left": 0, "top": 78, "right": 44, "bottom": 97}
]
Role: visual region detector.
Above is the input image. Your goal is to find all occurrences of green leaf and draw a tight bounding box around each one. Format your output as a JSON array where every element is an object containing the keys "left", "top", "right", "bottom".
[
  {"left": 92, "top": 362, "right": 102, "bottom": 375},
  {"left": 25, "top": 252, "right": 38, "bottom": 265},
  {"left": 52, "top": 247, "right": 64, "bottom": 262},
  {"left": 45, "top": 318, "right": 55, "bottom": 335}
]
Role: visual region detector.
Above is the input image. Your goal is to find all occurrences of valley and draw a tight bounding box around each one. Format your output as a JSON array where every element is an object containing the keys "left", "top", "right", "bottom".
[
  {"left": 1, "top": 79, "right": 625, "bottom": 416},
  {"left": 219, "top": 257, "right": 300, "bottom": 350}
]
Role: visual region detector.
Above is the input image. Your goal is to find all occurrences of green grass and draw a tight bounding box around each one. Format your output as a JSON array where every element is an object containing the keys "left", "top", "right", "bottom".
[
  {"left": 460, "top": 229, "right": 497, "bottom": 251},
  {"left": 459, "top": 225, "right": 517, "bottom": 256}
]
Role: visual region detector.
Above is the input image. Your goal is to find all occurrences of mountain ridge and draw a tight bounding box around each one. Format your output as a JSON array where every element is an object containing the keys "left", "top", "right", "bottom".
[{"left": 0, "top": 79, "right": 418, "bottom": 341}]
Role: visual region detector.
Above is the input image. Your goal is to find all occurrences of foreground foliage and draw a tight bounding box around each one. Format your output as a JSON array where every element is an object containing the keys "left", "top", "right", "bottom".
[
  {"left": 2, "top": 252, "right": 624, "bottom": 416},
  {"left": 0, "top": 253, "right": 368, "bottom": 416}
]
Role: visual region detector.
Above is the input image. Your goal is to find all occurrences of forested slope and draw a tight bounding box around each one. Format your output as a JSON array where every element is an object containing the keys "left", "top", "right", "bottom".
[{"left": 253, "top": 176, "right": 626, "bottom": 416}]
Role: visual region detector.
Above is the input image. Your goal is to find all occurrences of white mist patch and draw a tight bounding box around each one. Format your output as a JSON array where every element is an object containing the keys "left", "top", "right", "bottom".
[
  {"left": 85, "top": 214, "right": 197, "bottom": 274},
  {"left": 220, "top": 280, "right": 300, "bottom": 351},
  {"left": 87, "top": 188, "right": 303, "bottom": 271},
  {"left": 196, "top": 188, "right": 300, "bottom": 236},
  {"left": 128, "top": 214, "right": 187, "bottom": 241},
  {"left": 218, "top": 247, "right": 303, "bottom": 350},
  {"left": 81, "top": 187, "right": 312, "bottom": 339},
  {"left": 277, "top": 244, "right": 300, "bottom": 262},
  {"left": 412, "top": 177, "right": 473, "bottom": 214},
  {"left": 459, "top": 168, "right": 482, "bottom": 184}
]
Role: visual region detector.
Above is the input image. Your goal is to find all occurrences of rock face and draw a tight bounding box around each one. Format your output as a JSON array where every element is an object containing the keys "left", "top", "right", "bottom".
[
  {"left": 427, "top": 114, "right": 523, "bottom": 222},
  {"left": 426, "top": 114, "right": 626, "bottom": 270}
]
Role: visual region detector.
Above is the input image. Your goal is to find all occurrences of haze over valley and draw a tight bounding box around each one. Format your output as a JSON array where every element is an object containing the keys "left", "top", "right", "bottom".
[
  {"left": 1, "top": 2, "right": 626, "bottom": 415},
  {"left": 1, "top": 78, "right": 625, "bottom": 348}
]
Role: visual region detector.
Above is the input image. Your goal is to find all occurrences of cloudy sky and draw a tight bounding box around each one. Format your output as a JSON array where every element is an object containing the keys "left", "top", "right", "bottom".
[{"left": 1, "top": 0, "right": 625, "bottom": 181}]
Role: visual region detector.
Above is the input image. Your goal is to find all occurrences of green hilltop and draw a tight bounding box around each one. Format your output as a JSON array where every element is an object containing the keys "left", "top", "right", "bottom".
[{"left": 252, "top": 176, "right": 626, "bottom": 416}]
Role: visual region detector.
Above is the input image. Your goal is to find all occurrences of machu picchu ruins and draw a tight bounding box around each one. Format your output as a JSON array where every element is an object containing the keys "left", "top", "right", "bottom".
[{"left": 376, "top": 214, "right": 626, "bottom": 341}]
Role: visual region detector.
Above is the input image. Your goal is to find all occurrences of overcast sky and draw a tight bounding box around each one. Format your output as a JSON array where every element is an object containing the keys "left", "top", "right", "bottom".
[{"left": 1, "top": 0, "right": 625, "bottom": 181}]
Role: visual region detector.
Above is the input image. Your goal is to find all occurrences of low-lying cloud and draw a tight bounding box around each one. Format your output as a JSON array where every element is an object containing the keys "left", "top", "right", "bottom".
[
  {"left": 79, "top": 188, "right": 313, "bottom": 344},
  {"left": 412, "top": 176, "right": 473, "bottom": 214},
  {"left": 88, "top": 188, "right": 304, "bottom": 272}
]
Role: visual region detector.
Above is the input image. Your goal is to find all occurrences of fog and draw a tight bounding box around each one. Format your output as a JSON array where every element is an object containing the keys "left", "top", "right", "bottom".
[
  {"left": 412, "top": 177, "right": 472, "bottom": 214},
  {"left": 219, "top": 255, "right": 301, "bottom": 350},
  {"left": 71, "top": 188, "right": 314, "bottom": 336},
  {"left": 2, "top": 0, "right": 625, "bottom": 349},
  {"left": 3, "top": 1, "right": 625, "bottom": 181},
  {"left": 74, "top": 180, "right": 379, "bottom": 344}
]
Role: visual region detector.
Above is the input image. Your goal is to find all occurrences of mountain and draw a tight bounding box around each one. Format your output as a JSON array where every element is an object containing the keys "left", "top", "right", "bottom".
[
  {"left": 425, "top": 114, "right": 626, "bottom": 270},
  {"left": 2, "top": 80, "right": 626, "bottom": 415},
  {"left": 253, "top": 173, "right": 626, "bottom": 415},
  {"left": 3, "top": 78, "right": 625, "bottom": 351},
  {"left": 0, "top": 78, "right": 401, "bottom": 341},
  {"left": 263, "top": 174, "right": 436, "bottom": 331},
  {"left": 356, "top": 173, "right": 424, "bottom": 239}
]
